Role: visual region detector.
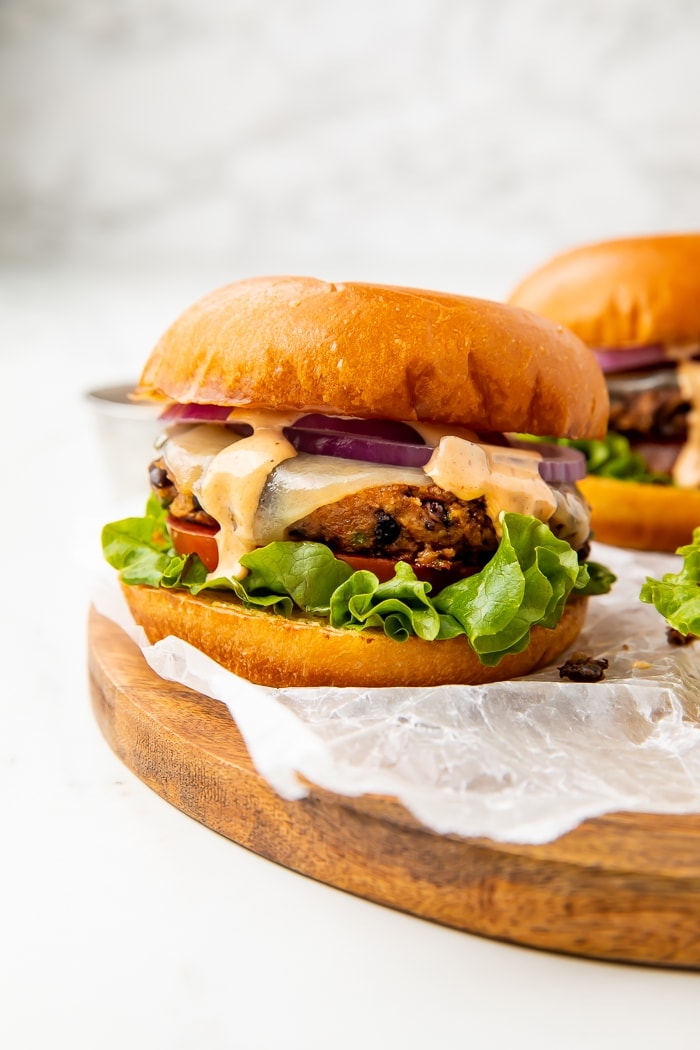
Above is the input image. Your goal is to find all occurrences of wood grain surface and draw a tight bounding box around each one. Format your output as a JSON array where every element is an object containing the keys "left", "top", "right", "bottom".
[{"left": 87, "top": 607, "right": 700, "bottom": 969}]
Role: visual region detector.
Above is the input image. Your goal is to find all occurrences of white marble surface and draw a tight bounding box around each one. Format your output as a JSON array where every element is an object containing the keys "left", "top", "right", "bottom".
[
  {"left": 2, "top": 2, "right": 700, "bottom": 1047},
  {"left": 2, "top": 1, "right": 700, "bottom": 293}
]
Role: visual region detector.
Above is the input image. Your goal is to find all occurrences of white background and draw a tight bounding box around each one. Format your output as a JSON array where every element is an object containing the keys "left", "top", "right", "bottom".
[
  {"left": 3, "top": 0, "right": 700, "bottom": 294},
  {"left": 2, "top": 3, "right": 699, "bottom": 1049}
]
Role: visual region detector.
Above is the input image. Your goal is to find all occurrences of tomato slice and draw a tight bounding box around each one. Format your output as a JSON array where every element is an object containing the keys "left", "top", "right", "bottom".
[
  {"left": 335, "top": 553, "right": 480, "bottom": 587},
  {"left": 167, "top": 516, "right": 220, "bottom": 572},
  {"left": 334, "top": 554, "right": 402, "bottom": 582},
  {"left": 167, "top": 516, "right": 481, "bottom": 587}
]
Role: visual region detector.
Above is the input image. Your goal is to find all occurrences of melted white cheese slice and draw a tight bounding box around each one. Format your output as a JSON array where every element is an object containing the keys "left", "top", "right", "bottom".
[
  {"left": 161, "top": 424, "right": 237, "bottom": 495},
  {"left": 255, "top": 453, "right": 431, "bottom": 542},
  {"left": 550, "top": 485, "right": 591, "bottom": 549}
]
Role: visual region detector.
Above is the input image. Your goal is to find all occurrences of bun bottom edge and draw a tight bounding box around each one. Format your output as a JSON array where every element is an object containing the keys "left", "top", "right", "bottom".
[
  {"left": 120, "top": 582, "right": 589, "bottom": 688},
  {"left": 579, "top": 475, "right": 700, "bottom": 553}
]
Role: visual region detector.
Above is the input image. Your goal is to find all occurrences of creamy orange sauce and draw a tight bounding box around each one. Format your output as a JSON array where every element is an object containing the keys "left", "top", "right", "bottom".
[
  {"left": 225, "top": 407, "right": 301, "bottom": 429},
  {"left": 425, "top": 436, "right": 557, "bottom": 534},
  {"left": 666, "top": 341, "right": 700, "bottom": 363},
  {"left": 198, "top": 428, "right": 297, "bottom": 580}
]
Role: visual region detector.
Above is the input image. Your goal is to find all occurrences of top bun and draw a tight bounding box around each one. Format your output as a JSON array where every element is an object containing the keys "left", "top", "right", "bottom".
[
  {"left": 508, "top": 233, "right": 700, "bottom": 349},
  {"left": 137, "top": 276, "right": 608, "bottom": 439}
]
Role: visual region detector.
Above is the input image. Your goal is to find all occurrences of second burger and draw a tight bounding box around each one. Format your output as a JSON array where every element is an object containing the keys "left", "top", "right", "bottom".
[{"left": 509, "top": 233, "right": 700, "bottom": 552}]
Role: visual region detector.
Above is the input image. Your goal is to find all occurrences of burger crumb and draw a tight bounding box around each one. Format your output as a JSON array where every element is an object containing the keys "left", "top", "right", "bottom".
[
  {"left": 632, "top": 660, "right": 653, "bottom": 670},
  {"left": 666, "top": 627, "right": 697, "bottom": 646},
  {"left": 558, "top": 651, "right": 609, "bottom": 683}
]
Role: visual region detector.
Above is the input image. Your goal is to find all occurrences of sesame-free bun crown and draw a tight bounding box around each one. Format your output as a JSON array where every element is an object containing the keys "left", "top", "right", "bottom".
[
  {"left": 137, "top": 276, "right": 609, "bottom": 439},
  {"left": 509, "top": 233, "right": 700, "bottom": 349}
]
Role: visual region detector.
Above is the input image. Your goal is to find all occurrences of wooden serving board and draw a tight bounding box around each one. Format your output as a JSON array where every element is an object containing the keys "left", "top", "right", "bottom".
[{"left": 88, "top": 607, "right": 700, "bottom": 969}]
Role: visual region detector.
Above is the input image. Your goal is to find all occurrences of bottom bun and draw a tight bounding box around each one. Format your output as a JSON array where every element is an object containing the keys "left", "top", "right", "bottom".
[
  {"left": 121, "top": 582, "right": 589, "bottom": 688},
  {"left": 578, "top": 475, "right": 700, "bottom": 553}
]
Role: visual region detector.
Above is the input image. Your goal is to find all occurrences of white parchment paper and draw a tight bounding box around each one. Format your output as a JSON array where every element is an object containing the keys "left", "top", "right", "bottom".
[{"left": 93, "top": 543, "right": 700, "bottom": 844}]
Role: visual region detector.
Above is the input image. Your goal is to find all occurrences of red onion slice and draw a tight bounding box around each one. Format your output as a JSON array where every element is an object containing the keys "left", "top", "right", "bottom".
[
  {"left": 160, "top": 403, "right": 232, "bottom": 423},
  {"left": 159, "top": 403, "right": 253, "bottom": 434},
  {"left": 507, "top": 439, "right": 587, "bottom": 482},
  {"left": 283, "top": 427, "right": 433, "bottom": 468},
  {"left": 593, "top": 344, "right": 668, "bottom": 374},
  {"left": 294, "top": 413, "right": 425, "bottom": 444},
  {"left": 283, "top": 414, "right": 429, "bottom": 467}
]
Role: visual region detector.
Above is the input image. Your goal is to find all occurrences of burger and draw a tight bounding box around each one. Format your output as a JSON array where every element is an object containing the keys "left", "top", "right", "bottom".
[
  {"left": 509, "top": 233, "right": 700, "bottom": 552},
  {"left": 102, "top": 276, "right": 613, "bottom": 688}
]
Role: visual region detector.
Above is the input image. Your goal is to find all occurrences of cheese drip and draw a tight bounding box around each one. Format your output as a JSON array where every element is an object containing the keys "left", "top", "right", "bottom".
[
  {"left": 550, "top": 484, "right": 591, "bottom": 549},
  {"left": 198, "top": 429, "right": 297, "bottom": 580},
  {"left": 160, "top": 415, "right": 302, "bottom": 581},
  {"left": 425, "top": 436, "right": 557, "bottom": 533},
  {"left": 256, "top": 454, "right": 431, "bottom": 541},
  {"left": 162, "top": 424, "right": 238, "bottom": 494}
]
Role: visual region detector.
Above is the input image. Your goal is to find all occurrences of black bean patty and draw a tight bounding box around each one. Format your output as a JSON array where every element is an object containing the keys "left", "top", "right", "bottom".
[
  {"left": 608, "top": 374, "right": 688, "bottom": 440},
  {"left": 288, "top": 484, "right": 499, "bottom": 571}
]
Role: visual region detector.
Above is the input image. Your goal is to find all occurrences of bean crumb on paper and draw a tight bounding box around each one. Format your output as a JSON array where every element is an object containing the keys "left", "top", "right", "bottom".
[
  {"left": 558, "top": 652, "right": 609, "bottom": 683},
  {"left": 666, "top": 627, "right": 697, "bottom": 647}
]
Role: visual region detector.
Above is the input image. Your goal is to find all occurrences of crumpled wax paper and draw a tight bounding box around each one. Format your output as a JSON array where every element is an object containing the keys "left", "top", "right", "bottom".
[{"left": 93, "top": 543, "right": 700, "bottom": 844}]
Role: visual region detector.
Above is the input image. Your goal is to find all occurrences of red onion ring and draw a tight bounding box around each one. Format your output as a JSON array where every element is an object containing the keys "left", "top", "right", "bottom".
[
  {"left": 294, "top": 413, "right": 425, "bottom": 444},
  {"left": 160, "top": 403, "right": 232, "bottom": 423},
  {"left": 507, "top": 439, "right": 587, "bottom": 482},
  {"left": 285, "top": 414, "right": 429, "bottom": 466},
  {"left": 159, "top": 403, "right": 253, "bottom": 434},
  {"left": 534, "top": 444, "right": 587, "bottom": 483},
  {"left": 283, "top": 427, "right": 433, "bottom": 468},
  {"left": 593, "top": 344, "right": 669, "bottom": 374}
]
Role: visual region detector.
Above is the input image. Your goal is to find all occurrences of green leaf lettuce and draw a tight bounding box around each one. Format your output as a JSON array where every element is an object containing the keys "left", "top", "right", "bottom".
[
  {"left": 523, "top": 432, "right": 672, "bottom": 485},
  {"left": 640, "top": 528, "right": 700, "bottom": 637},
  {"left": 101, "top": 499, "right": 614, "bottom": 667}
]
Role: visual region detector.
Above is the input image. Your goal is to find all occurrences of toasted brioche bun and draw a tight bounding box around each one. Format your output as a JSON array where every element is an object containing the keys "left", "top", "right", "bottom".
[
  {"left": 136, "top": 276, "right": 608, "bottom": 439},
  {"left": 122, "top": 582, "right": 589, "bottom": 688},
  {"left": 578, "top": 475, "right": 700, "bottom": 553},
  {"left": 508, "top": 233, "right": 700, "bottom": 349}
]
